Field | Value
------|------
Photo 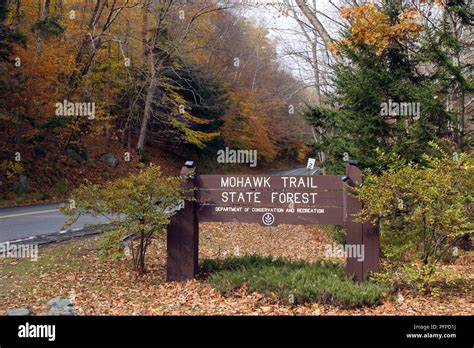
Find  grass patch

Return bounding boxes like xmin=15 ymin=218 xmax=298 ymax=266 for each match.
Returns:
xmin=200 ymin=255 xmax=388 ymax=308
xmin=0 ymin=238 xmax=98 ymax=294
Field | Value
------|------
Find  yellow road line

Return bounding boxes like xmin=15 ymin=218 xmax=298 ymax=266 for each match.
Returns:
xmin=0 ymin=209 xmax=60 ymax=219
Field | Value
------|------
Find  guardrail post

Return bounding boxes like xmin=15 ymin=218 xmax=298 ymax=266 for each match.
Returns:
xmin=343 ymin=161 xmax=380 ymax=282
xmin=167 ymin=161 xmax=199 ymax=282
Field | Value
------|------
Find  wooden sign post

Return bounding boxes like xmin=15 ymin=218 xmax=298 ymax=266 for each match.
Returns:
xmin=166 ymin=163 xmax=199 ymax=282
xmin=167 ymin=161 xmax=379 ymax=283
xmin=343 ymin=162 xmax=380 ymax=282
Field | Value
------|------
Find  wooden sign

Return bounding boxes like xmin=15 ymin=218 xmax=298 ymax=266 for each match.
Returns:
xmin=166 ymin=163 xmax=380 ymax=283
xmin=197 ymin=175 xmax=344 ymax=226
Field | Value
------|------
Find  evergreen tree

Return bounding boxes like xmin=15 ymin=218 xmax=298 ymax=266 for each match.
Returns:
xmin=304 ymin=1 xmax=472 ymax=174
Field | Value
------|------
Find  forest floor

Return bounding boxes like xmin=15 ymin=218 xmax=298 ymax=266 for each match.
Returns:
xmin=1 ymin=223 xmax=472 ymax=315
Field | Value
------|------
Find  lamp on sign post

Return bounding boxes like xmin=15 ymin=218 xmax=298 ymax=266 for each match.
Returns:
xmin=348 ymin=159 xmax=358 ymax=166
xmin=341 ymin=175 xmax=355 ymax=187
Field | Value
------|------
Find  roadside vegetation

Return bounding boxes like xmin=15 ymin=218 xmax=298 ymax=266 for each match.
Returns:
xmin=61 ymin=165 xmax=186 ymax=274
xmin=355 ymin=146 xmax=473 ymax=295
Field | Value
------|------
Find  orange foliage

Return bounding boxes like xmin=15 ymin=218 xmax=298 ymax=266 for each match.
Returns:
xmin=332 ymin=4 xmax=424 ymax=55
xmin=1 ymin=0 xmax=306 ymax=195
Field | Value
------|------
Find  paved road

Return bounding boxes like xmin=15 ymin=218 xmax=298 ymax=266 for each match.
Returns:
xmin=268 ymin=166 xmax=321 ymax=176
xmin=0 ymin=167 xmax=320 ymax=243
xmin=0 ymin=203 xmax=109 ymax=243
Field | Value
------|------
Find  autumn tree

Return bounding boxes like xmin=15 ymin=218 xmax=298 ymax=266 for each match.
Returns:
xmin=192 ymin=10 xmax=306 ymax=164
xmin=0 ymin=0 xmax=309 ymax=202
xmin=304 ymin=0 xmax=470 ymax=173
xmin=0 ymin=0 xmax=26 ymax=193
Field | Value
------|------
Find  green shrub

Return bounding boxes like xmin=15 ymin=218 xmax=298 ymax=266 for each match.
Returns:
xmin=354 ymin=144 xmax=473 ymax=294
xmin=200 ymin=254 xmax=296 ymax=274
xmin=201 ymin=255 xmax=387 ymax=308
xmin=54 ymin=179 xmax=68 ymax=195
xmin=62 ymin=164 xmax=187 ymax=274
xmin=65 ymin=145 xmax=90 ymax=164
xmin=139 ymin=151 xmax=153 ymax=163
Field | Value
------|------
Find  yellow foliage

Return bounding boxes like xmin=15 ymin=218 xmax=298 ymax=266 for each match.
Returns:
xmin=1 ymin=160 xmax=24 ymax=179
xmin=333 ymin=4 xmax=424 ymax=55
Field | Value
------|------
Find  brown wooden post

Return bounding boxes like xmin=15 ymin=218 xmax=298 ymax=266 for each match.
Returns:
xmin=343 ymin=161 xmax=380 ymax=282
xmin=167 ymin=161 xmax=199 ymax=282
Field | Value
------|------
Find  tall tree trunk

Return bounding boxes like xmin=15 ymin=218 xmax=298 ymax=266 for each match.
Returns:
xmin=310 ymin=0 xmax=326 ymax=165
xmin=136 ymin=28 xmax=169 ymax=157
xmin=58 ymin=0 xmax=63 ymax=17
xmin=136 ymin=52 xmax=158 ymax=157
xmin=141 ymin=0 xmax=149 ymax=74
xmin=64 ymin=0 xmax=127 ymax=151
xmin=290 ymin=0 xmax=327 ymax=164
xmin=105 ymin=40 xmax=112 ymax=149
xmin=68 ymin=0 xmax=105 ymax=90
xmin=35 ymin=0 xmax=49 ymax=56
xmin=12 ymin=0 xmax=20 ymax=28
xmin=294 ymin=0 xmax=341 ymax=63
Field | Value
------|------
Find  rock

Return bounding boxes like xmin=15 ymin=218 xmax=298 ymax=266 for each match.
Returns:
xmin=459 ymin=233 xmax=472 ymax=251
xmin=46 ymin=298 xmax=77 ymax=316
xmin=6 ymin=307 xmax=30 ymax=316
xmin=65 ymin=146 xmax=90 ymax=163
xmin=66 ymin=148 xmax=82 ymax=163
xmin=13 ymin=175 xmax=29 ymax=194
xmin=396 ymin=292 xmax=405 ymax=305
xmin=99 ymin=153 xmax=118 ymax=168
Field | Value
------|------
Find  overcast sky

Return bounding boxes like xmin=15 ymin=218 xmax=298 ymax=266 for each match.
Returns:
xmin=230 ymin=0 xmax=343 ymax=84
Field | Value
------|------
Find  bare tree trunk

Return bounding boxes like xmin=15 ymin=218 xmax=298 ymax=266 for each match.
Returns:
xmin=58 ymin=0 xmax=63 ymax=17
xmin=141 ymin=0 xmax=149 ymax=73
xmin=63 ymin=0 xmax=128 ymax=151
xmin=35 ymin=0 xmax=49 ymax=56
xmin=310 ymin=0 xmax=326 ymax=165
xmin=12 ymin=0 xmax=21 ymax=28
xmin=289 ymin=0 xmax=327 ymax=164
xmin=311 ymin=40 xmax=327 ymax=165
xmin=136 ymin=44 xmax=158 ymax=157
xmin=68 ymin=0 xmax=105 ymax=90
xmin=136 ymin=18 xmax=170 ymax=156
xmin=105 ymin=40 xmax=112 ymax=149
xmin=311 ymin=43 xmax=321 ymax=106
xmin=294 ymin=0 xmax=341 ymax=63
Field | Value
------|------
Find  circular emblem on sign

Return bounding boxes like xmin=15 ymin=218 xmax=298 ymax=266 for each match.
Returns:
xmin=262 ymin=213 xmax=275 ymax=226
